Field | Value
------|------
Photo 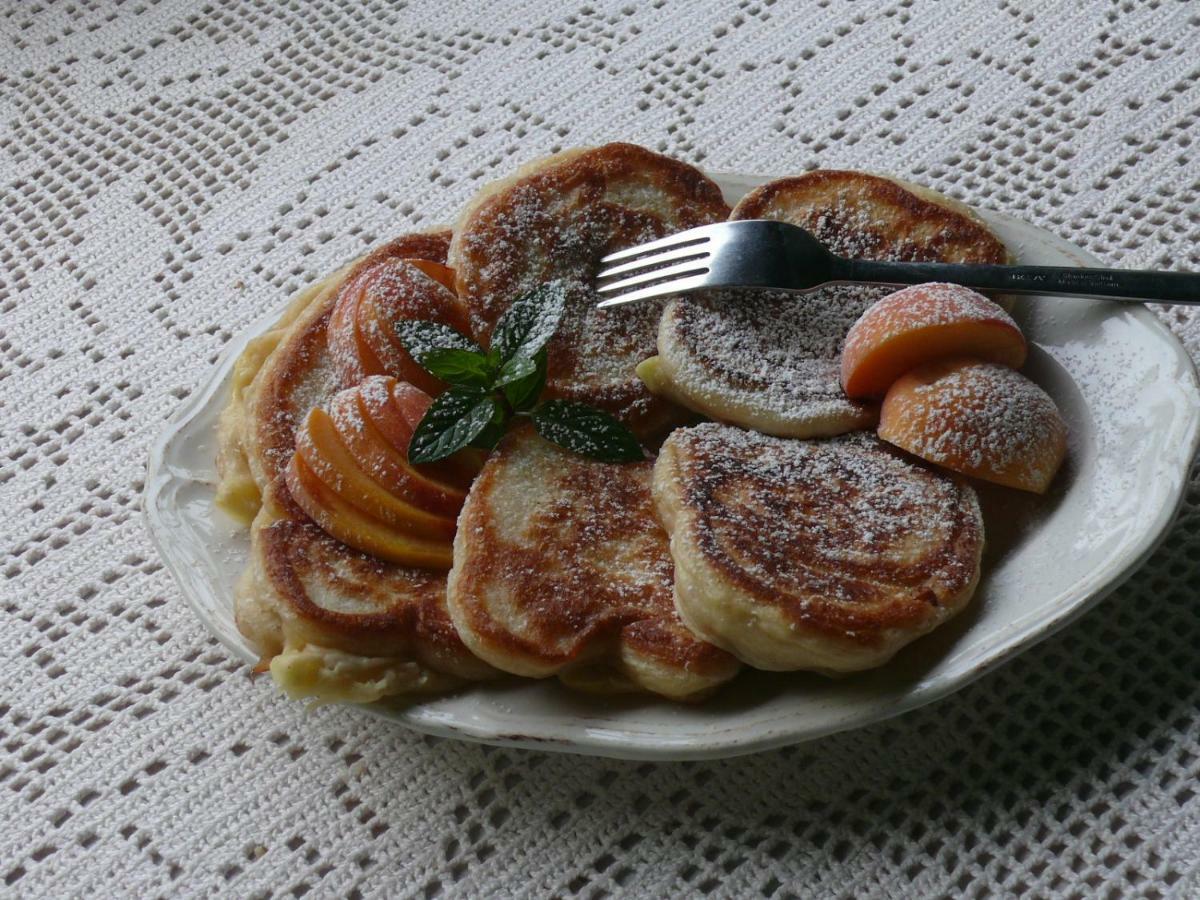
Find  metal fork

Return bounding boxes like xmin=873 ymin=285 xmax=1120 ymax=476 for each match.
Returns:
xmin=594 ymin=220 xmax=1200 ymax=308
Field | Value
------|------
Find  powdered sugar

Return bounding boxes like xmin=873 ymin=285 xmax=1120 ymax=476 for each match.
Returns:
xmin=450 ymin=145 xmax=730 ymax=433
xmin=451 ymin=427 xmax=738 ymax=689
xmin=665 ymin=285 xmax=877 ymax=419
xmin=666 ymin=423 xmax=981 ymax=609
xmin=882 ymin=361 xmax=1066 ymax=478
xmin=847 ymin=282 xmax=1017 ymax=345
xmin=661 ymin=175 xmax=1008 ymax=431
xmin=469 ymin=192 xmax=667 ymax=393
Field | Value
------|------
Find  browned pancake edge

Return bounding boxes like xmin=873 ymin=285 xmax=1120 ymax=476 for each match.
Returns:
xmin=662 ymin=425 xmax=984 ymax=654
xmin=447 ymin=426 xmax=739 ymax=693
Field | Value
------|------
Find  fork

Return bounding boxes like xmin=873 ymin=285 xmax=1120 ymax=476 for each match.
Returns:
xmin=594 ymin=220 xmax=1200 ymax=308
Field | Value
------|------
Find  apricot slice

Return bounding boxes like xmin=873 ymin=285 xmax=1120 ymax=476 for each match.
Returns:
xmin=328 ymin=257 xmax=469 ymax=389
xmin=285 ymin=454 xmax=453 ymax=569
xmin=358 ymin=378 xmax=482 ymax=488
xmin=408 ymin=259 xmax=458 ymax=295
xmin=878 ymin=358 xmax=1067 ymax=494
xmin=358 ymin=283 xmax=441 ymax=395
xmin=328 ymin=389 xmax=467 ymax=517
xmin=351 ymin=290 xmax=390 ymax=377
xmin=841 ymin=283 xmax=1026 ymax=399
xmin=327 ymin=280 xmax=369 ymax=386
xmin=358 ymin=259 xmax=471 ymax=393
xmin=296 ymin=407 xmax=458 ymax=541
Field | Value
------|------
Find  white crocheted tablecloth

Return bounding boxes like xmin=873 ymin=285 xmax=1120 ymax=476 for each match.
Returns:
xmin=3 ymin=2 xmax=1199 ymax=896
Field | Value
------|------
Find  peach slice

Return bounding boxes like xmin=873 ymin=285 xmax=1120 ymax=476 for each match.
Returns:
xmin=328 ymin=258 xmax=469 ymax=389
xmin=878 ymin=357 xmax=1067 ymax=494
xmin=408 ymin=259 xmax=458 ymax=295
xmin=327 ymin=280 xmax=370 ymax=386
xmin=328 ymin=389 xmax=467 ymax=518
xmin=841 ymin=283 xmax=1027 ymax=400
xmin=351 ymin=290 xmax=390 ymax=377
xmin=357 ymin=259 xmax=472 ymax=394
xmin=358 ymin=282 xmax=441 ymax=395
xmin=285 ymin=454 xmax=453 ymax=569
xmin=296 ymin=407 xmax=458 ymax=541
xmin=358 ymin=377 xmax=481 ymax=489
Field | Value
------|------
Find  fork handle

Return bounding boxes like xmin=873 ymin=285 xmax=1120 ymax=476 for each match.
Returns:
xmin=839 ymin=258 xmax=1200 ymax=305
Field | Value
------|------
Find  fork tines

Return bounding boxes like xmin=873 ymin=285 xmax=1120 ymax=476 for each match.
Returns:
xmin=594 ymin=224 xmax=721 ymax=308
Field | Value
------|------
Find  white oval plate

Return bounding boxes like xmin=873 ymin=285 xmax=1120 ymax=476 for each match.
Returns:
xmin=145 ymin=172 xmax=1200 ymax=760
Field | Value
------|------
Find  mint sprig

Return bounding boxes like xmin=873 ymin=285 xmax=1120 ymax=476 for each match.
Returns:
xmin=395 ymin=280 xmax=643 ymax=465
xmin=408 ymin=390 xmax=498 ymax=464
xmin=419 ymin=348 xmax=494 ymax=389
xmin=500 ymin=347 xmax=547 ymax=413
xmin=490 ymin=282 xmax=569 ymax=362
xmin=531 ymin=400 xmax=645 ymax=462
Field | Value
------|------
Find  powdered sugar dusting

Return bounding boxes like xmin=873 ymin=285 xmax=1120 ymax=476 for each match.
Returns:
xmin=668 ymin=423 xmax=981 ymax=616
xmin=460 ymin=185 xmax=675 ymax=417
xmin=848 ymin=283 xmax=1017 ymax=346
xmin=663 ymin=178 xmax=1007 ymax=430
xmin=453 ymin=428 xmax=738 ymax=683
xmin=353 ymin=375 xmax=394 ymax=425
xmin=667 ymin=285 xmax=875 ymax=419
xmin=260 ymin=348 xmax=339 ymax=482
xmin=451 ymin=146 xmax=729 ymax=433
xmin=884 ymin=361 xmax=1065 ymax=478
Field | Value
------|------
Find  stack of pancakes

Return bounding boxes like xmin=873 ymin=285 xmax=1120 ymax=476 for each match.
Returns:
xmin=217 ymin=142 xmax=1005 ymax=704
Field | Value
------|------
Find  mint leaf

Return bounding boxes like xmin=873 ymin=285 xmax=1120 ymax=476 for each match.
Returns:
xmin=502 ymin=349 xmax=547 ymax=412
xmin=531 ymin=400 xmax=643 ymax=463
xmin=418 ymin=348 xmax=494 ymax=389
xmin=469 ymin=399 xmax=510 ymax=450
xmin=469 ymin=420 xmax=507 ymax=451
xmin=408 ymin=389 xmax=497 ymax=465
xmin=493 ymin=353 xmax=536 ymax=389
xmin=490 ymin=281 xmax=568 ymax=363
xmin=394 ymin=320 xmax=481 ymax=358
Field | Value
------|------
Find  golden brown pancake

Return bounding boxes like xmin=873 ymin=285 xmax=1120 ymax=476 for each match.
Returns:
xmin=216 ymin=230 xmax=497 ymax=702
xmin=447 ymin=425 xmax=740 ymax=701
xmin=641 ymin=170 xmax=1010 ymax=438
xmin=654 ymin=423 xmax=984 ymax=673
xmin=237 ymin=488 xmax=494 ymax=702
xmin=448 ymin=143 xmax=730 ymax=439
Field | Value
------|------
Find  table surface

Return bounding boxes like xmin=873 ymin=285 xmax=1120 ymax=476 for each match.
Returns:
xmin=3 ymin=2 xmax=1199 ymax=897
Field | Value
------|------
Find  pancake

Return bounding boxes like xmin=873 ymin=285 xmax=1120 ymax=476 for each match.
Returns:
xmin=216 ymin=231 xmax=460 ymax=520
xmin=215 ymin=230 xmax=497 ymax=702
xmin=446 ymin=425 xmax=740 ymax=701
xmin=653 ymin=423 xmax=984 ymax=673
xmin=641 ymin=170 xmax=1011 ymax=438
xmin=237 ymin=488 xmax=494 ymax=703
xmin=448 ymin=143 xmax=730 ymax=439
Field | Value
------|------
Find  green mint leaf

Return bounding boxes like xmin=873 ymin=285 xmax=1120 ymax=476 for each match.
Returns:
xmin=418 ymin=348 xmax=494 ymax=389
xmin=469 ymin=400 xmax=511 ymax=450
xmin=490 ymin=281 xmax=569 ymax=363
xmin=493 ymin=353 xmax=536 ymax=389
xmin=469 ymin=420 xmax=508 ymax=451
xmin=530 ymin=399 xmax=644 ymax=463
xmin=394 ymin=319 xmax=481 ymax=359
xmin=408 ymin=389 xmax=497 ymax=465
xmin=502 ymin=348 xmax=547 ymax=412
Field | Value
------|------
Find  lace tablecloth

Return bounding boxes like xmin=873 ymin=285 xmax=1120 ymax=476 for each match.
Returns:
xmin=3 ymin=2 xmax=1199 ymax=896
